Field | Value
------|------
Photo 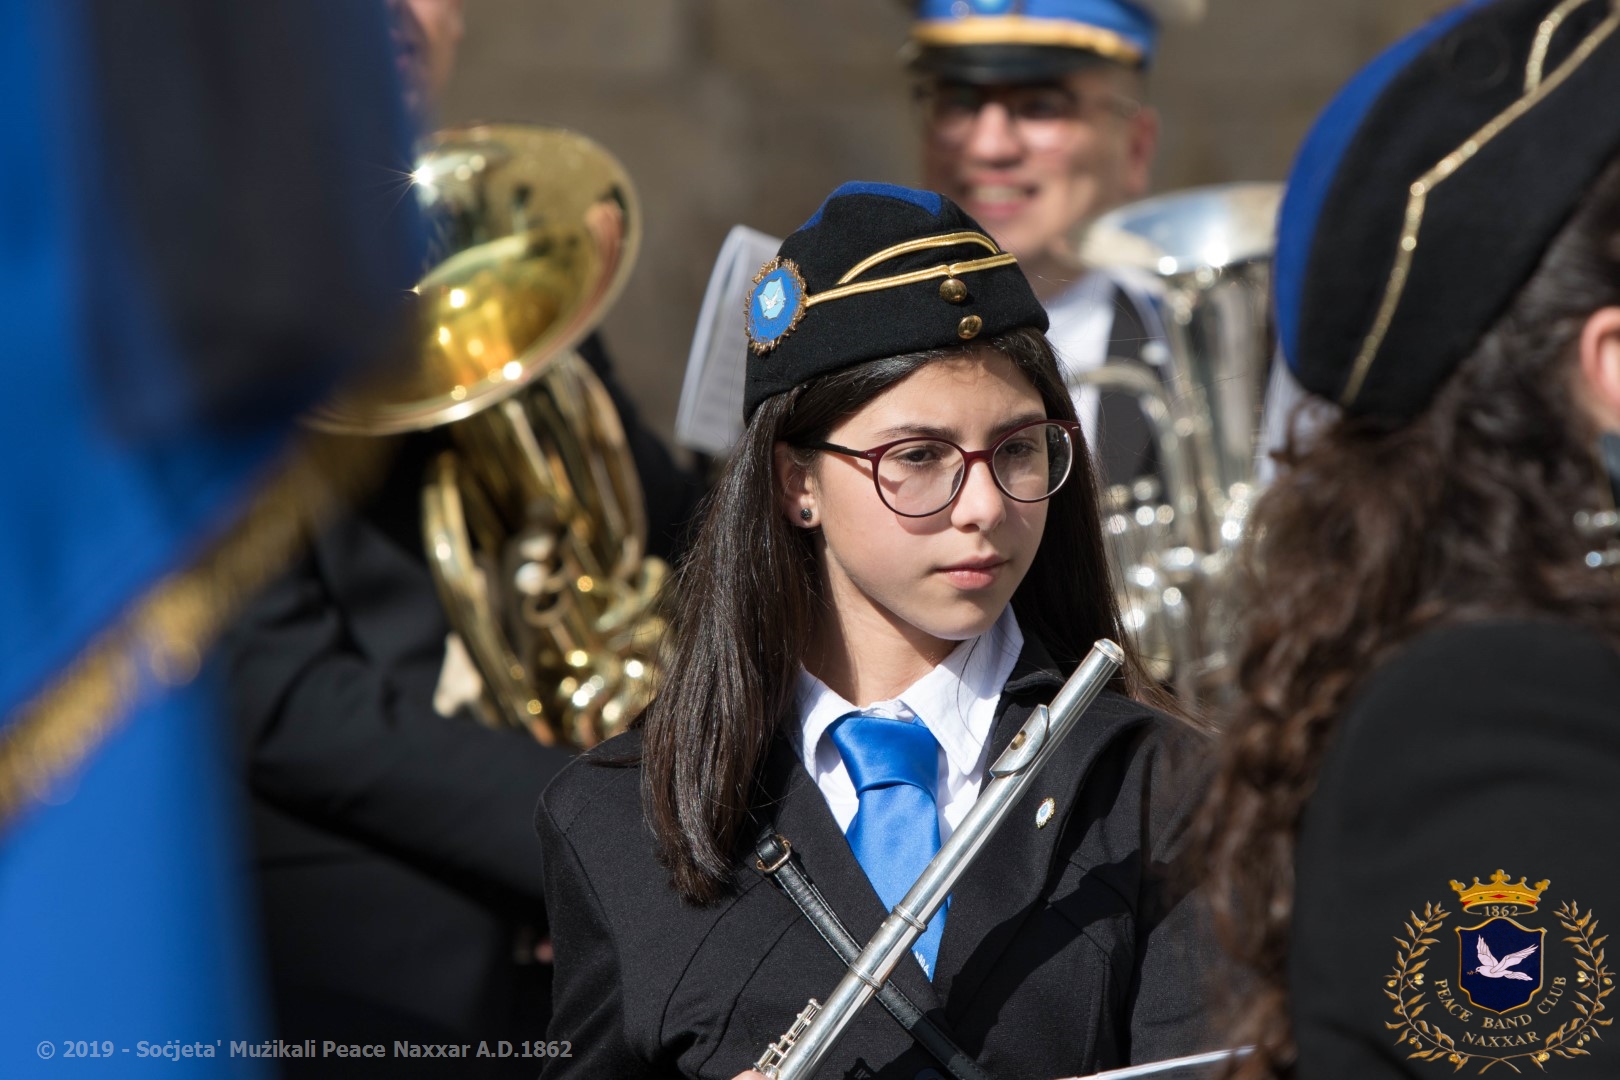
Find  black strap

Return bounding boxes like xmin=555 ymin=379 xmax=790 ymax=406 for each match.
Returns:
xmin=753 ymin=833 xmax=995 ymax=1080
xmin=1096 ymin=284 xmax=1164 ymax=486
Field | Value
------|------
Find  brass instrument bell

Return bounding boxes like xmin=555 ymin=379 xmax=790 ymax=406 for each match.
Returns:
xmin=307 ymin=125 xmax=664 ymax=747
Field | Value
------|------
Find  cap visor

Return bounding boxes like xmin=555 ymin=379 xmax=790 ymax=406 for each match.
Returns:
xmin=910 ymin=43 xmax=1131 ymax=83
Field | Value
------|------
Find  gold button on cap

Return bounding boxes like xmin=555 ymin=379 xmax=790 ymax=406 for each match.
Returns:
xmin=939 ymin=277 xmax=968 ymax=304
xmin=957 ymin=314 xmax=983 ymax=340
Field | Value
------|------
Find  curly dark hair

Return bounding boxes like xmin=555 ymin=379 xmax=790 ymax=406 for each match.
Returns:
xmin=1198 ymin=157 xmax=1620 ymax=1078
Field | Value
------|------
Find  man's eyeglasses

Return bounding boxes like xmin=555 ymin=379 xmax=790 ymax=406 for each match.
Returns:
xmin=915 ymin=81 xmax=1141 ymax=148
xmin=802 ymin=419 xmax=1082 ymax=518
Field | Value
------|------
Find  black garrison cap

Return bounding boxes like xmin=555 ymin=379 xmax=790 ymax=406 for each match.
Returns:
xmin=1273 ymin=0 xmax=1620 ymax=423
xmin=742 ymin=182 xmax=1048 ymax=421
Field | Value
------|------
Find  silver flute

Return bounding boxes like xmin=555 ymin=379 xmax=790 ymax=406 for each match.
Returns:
xmin=756 ymin=638 xmax=1126 ymax=1080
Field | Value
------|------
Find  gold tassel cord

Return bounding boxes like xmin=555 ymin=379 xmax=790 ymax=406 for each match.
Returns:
xmin=0 ymin=433 xmax=393 ymax=835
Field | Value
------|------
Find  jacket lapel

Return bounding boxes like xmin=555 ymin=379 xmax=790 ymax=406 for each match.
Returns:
xmin=758 ymin=738 xmax=945 ymax=1014
xmin=931 ymin=642 xmax=1145 ymax=1013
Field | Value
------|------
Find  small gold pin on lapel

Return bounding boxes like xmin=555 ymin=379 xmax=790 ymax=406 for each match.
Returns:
xmin=1035 ymin=797 xmax=1056 ymax=829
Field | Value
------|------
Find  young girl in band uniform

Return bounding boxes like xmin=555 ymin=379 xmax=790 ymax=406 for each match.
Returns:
xmin=537 ymin=183 xmax=1216 ymax=1079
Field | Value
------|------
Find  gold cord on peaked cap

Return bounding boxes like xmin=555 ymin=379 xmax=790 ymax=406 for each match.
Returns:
xmin=802 ymin=231 xmax=1019 ymax=310
xmin=1339 ymin=0 xmax=1620 ymax=408
xmin=911 ymin=16 xmax=1144 ymax=65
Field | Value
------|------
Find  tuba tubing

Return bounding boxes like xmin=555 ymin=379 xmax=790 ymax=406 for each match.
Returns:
xmin=1068 ymin=362 xmax=1206 ymax=555
xmin=1073 ymin=182 xmax=1282 ymax=703
xmin=303 ymin=125 xmax=664 ymax=748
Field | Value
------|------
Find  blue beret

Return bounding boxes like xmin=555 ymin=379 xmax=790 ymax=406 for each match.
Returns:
xmin=911 ymin=0 xmax=1198 ymax=77
xmin=1275 ymin=0 xmax=1620 ymax=421
xmin=742 ymin=182 xmax=1048 ymax=420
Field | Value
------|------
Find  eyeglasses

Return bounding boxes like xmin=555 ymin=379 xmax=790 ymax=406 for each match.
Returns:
xmin=803 ymin=419 xmax=1082 ymax=518
xmin=915 ymin=81 xmax=1141 ymax=149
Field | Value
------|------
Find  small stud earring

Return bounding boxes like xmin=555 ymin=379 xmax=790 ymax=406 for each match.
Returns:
xmin=799 ymin=507 xmax=813 ymax=522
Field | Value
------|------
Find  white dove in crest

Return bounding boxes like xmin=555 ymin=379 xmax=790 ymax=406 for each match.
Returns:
xmin=759 ymin=280 xmax=787 ymax=320
xmin=1469 ymin=936 xmax=1538 ymax=980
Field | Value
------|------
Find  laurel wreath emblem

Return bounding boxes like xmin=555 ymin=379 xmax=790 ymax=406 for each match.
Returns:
xmin=1386 ymin=901 xmax=1613 ymax=1072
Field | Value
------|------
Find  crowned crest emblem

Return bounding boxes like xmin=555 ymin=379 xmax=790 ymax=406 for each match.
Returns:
xmin=1386 ymin=870 xmax=1611 ymax=1073
xmin=1452 ymin=873 xmax=1550 ymax=1015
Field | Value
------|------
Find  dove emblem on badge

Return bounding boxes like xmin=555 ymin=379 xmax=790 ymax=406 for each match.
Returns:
xmin=1469 ymin=936 xmax=1538 ymax=980
xmin=759 ymin=279 xmax=787 ymax=319
xmin=1383 ymin=870 xmax=1613 ymax=1068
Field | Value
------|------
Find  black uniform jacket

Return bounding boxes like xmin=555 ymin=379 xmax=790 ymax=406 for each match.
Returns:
xmin=225 ymin=336 xmax=702 ymax=1067
xmin=536 ymin=638 xmax=1217 ymax=1079
xmin=227 ymin=431 xmax=566 ymax=1059
xmin=1291 ymin=619 xmax=1620 ymax=1079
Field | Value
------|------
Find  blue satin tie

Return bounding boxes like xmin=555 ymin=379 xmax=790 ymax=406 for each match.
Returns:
xmin=829 ymin=712 xmax=947 ymax=979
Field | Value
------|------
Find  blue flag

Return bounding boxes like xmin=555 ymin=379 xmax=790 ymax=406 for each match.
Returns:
xmin=0 ymin=0 xmax=423 ymax=1074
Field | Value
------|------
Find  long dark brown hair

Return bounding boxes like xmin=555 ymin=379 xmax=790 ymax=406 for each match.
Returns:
xmin=639 ymin=326 xmax=1157 ymax=904
xmin=1199 ymin=158 xmax=1620 ymax=1077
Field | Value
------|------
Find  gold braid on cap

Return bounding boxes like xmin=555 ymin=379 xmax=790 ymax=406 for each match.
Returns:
xmin=803 ymin=231 xmax=1018 ymax=310
xmin=911 ymin=16 xmax=1145 ymax=65
xmin=1339 ymin=0 xmax=1620 ymax=407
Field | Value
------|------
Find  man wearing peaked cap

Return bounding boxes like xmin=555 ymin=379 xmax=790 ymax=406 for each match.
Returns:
xmin=909 ymin=0 xmax=1204 ymax=484
xmin=1198 ymin=2 xmax=1620 ymax=1078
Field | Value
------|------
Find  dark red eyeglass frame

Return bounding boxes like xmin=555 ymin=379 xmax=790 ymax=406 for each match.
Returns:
xmin=801 ymin=418 xmax=1083 ymax=518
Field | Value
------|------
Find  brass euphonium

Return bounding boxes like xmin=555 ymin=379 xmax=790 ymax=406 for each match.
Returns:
xmin=1076 ymin=183 xmax=1282 ymax=704
xmin=307 ymin=124 xmax=664 ymax=748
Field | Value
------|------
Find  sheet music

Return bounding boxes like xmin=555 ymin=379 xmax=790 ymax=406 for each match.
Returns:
xmin=1056 ymin=1046 xmax=1252 ymax=1080
xmin=675 ymin=224 xmax=782 ymax=455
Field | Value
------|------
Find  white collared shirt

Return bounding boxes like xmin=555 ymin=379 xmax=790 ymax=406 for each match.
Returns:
xmin=793 ymin=606 xmax=1024 ymax=842
xmin=1045 ymin=269 xmax=1116 ymax=442
xmin=1044 ymin=265 xmax=1170 ymax=449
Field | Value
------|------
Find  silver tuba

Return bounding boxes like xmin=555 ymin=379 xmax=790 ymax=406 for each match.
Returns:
xmin=1075 ymin=182 xmax=1282 ymax=704
xmin=307 ymin=125 xmax=664 ymax=748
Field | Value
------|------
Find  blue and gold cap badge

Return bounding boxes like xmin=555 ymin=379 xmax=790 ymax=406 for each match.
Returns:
xmin=1385 ymin=870 xmax=1611 ymax=1072
xmin=746 ymin=258 xmax=809 ymax=356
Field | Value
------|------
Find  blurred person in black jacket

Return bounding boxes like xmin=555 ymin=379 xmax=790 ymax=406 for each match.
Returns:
xmin=225 ymin=0 xmax=704 ymax=1072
